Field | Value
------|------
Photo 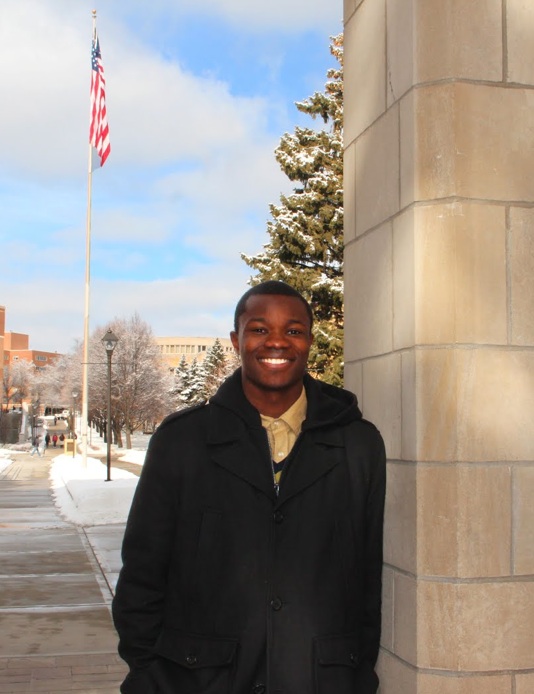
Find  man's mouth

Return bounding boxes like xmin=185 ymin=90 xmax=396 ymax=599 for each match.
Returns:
xmin=259 ymin=358 xmax=290 ymax=365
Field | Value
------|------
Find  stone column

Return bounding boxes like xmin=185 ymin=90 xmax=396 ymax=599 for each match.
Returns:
xmin=343 ymin=1 xmax=534 ymax=691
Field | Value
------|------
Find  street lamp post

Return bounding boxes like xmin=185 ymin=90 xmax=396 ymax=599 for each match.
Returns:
xmin=71 ymin=390 xmax=78 ymax=458
xmin=101 ymin=330 xmax=119 ymax=482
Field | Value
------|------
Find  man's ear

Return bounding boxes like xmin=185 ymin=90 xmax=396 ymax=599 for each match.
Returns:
xmin=230 ymin=331 xmax=240 ymax=353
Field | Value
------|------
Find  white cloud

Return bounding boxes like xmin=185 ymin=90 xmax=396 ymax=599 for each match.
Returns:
xmin=0 ymin=1 xmax=279 ymax=179
xmin=0 ymin=0 xmax=334 ymax=357
xmin=0 ymin=262 xmax=252 ymax=354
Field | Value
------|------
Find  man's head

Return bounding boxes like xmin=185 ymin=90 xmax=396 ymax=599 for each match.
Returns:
xmin=233 ymin=281 xmax=313 ymax=333
xmin=231 ymin=281 xmax=314 ymax=416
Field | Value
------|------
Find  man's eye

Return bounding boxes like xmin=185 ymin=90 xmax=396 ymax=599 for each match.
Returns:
xmin=288 ymin=329 xmax=303 ymax=336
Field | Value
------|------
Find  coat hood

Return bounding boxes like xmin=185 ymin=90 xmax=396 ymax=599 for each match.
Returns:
xmin=210 ymin=368 xmax=362 ymax=433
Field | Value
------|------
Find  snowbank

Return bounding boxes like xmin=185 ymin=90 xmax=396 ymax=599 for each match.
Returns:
xmin=50 ymin=455 xmax=139 ymax=527
xmin=0 ymin=448 xmax=18 ymax=474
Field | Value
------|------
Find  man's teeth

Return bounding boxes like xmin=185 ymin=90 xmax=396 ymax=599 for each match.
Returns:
xmin=261 ymin=358 xmax=288 ymax=364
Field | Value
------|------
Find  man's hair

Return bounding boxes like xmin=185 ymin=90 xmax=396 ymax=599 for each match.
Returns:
xmin=233 ymin=280 xmax=313 ymax=332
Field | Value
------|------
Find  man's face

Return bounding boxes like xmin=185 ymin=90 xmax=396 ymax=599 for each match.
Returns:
xmin=231 ymin=294 xmax=313 ymax=399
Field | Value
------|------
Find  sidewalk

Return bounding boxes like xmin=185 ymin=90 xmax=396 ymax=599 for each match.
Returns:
xmin=0 ymin=451 xmax=131 ymax=693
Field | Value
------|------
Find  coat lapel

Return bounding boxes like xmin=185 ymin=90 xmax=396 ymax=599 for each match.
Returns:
xmin=207 ymin=404 xmax=276 ymax=501
xmin=277 ymin=427 xmax=345 ymax=506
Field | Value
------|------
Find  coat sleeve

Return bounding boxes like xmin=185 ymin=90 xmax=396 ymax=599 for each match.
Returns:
xmin=361 ymin=427 xmax=386 ymax=667
xmin=112 ymin=428 xmax=178 ymax=685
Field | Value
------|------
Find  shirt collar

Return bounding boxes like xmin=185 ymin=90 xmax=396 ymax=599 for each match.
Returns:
xmin=260 ymin=387 xmax=308 ymax=435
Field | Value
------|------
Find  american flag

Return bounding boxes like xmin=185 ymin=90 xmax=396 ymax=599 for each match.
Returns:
xmin=90 ymin=31 xmax=110 ymax=168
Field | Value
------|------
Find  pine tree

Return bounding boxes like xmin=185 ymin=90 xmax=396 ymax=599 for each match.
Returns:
xmin=201 ymin=339 xmax=230 ymax=399
xmin=178 ymin=358 xmax=205 ymax=407
xmin=242 ymin=34 xmax=344 ymax=386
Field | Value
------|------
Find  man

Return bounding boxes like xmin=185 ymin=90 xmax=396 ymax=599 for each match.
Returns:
xmin=113 ymin=281 xmax=386 ymax=694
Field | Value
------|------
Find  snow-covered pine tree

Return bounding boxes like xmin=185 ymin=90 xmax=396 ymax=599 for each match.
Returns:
xmin=242 ymin=34 xmax=344 ymax=386
xmin=201 ymin=338 xmax=229 ymax=400
xmin=178 ymin=358 xmax=206 ymax=407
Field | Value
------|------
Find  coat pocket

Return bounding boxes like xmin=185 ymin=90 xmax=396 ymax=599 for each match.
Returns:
xmin=153 ymin=629 xmax=238 ymax=694
xmin=314 ymin=633 xmax=378 ymax=694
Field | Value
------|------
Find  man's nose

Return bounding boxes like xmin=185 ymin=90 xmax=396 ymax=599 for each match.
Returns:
xmin=264 ymin=330 xmax=289 ymax=347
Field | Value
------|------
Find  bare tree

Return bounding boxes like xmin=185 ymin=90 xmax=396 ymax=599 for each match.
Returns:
xmin=90 ymin=314 xmax=171 ymax=449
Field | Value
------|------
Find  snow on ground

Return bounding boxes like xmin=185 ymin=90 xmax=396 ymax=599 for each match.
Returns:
xmin=0 ymin=447 xmax=21 ymax=474
xmin=50 ymin=430 xmax=152 ymax=526
xmin=50 ymin=454 xmax=139 ymax=527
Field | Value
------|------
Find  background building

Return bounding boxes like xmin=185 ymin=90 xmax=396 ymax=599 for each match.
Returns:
xmin=155 ymin=336 xmax=234 ymax=370
xmin=3 ymin=332 xmax=60 ymax=371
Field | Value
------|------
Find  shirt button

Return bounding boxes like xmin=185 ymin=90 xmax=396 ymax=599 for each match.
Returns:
xmin=252 ymin=685 xmax=266 ymax=694
xmin=185 ymin=653 xmax=198 ymax=666
xmin=274 ymin=511 xmax=284 ymax=524
xmin=270 ymin=597 xmax=283 ymax=611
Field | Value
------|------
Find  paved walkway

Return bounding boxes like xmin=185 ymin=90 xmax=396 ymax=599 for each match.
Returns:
xmin=0 ymin=451 xmax=135 ymax=693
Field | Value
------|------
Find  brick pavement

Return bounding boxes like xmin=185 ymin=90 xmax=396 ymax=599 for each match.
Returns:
xmin=0 ymin=452 xmax=130 ymax=693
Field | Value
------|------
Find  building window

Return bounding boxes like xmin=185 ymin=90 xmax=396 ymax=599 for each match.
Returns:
xmin=36 ymin=356 xmax=47 ymax=362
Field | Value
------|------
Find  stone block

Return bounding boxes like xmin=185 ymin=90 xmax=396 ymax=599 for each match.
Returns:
xmin=410 ymin=348 xmax=458 ymax=462
xmin=417 ymin=580 xmax=534 ymax=670
xmin=381 ymin=565 xmax=394 ymax=652
xmin=415 ymin=0 xmax=502 ymax=84
xmin=402 ymin=348 xmax=534 ymax=463
xmin=384 ymin=463 xmax=416 ymax=574
xmin=509 ymin=207 xmax=534 ymax=345
xmin=344 ymin=0 xmax=386 ymax=144
xmin=403 ymin=83 xmax=534 ymax=204
xmin=456 ymin=349 xmax=534 ymax=462
xmin=393 ymin=203 xmax=507 ymax=348
xmin=343 ymin=142 xmax=356 ymax=244
xmin=457 ymin=581 xmax=534 ymax=670
xmin=516 ymin=672 xmax=534 ymax=694
xmin=456 ymin=465 xmax=512 ymax=578
xmin=362 ymin=353 xmax=401 ymax=459
xmin=507 ymin=0 xmax=534 ymax=85
xmin=514 ymin=466 xmax=534 ymax=575
xmin=392 ymin=206 xmax=415 ymax=352
xmin=417 ymin=672 xmax=511 ymax=693
xmin=416 ymin=465 xmax=459 ymax=577
xmin=393 ymin=572 xmax=418 ymax=665
xmin=344 ymin=222 xmax=393 ymax=361
xmin=355 ymin=104 xmax=400 ymax=236
xmin=386 ymin=0 xmax=415 ymax=106
xmin=376 ymin=650 xmax=416 ymax=694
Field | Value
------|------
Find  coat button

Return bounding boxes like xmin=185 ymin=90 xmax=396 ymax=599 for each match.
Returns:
xmin=273 ymin=511 xmax=284 ymax=524
xmin=270 ymin=597 xmax=283 ymax=611
xmin=252 ymin=685 xmax=266 ymax=694
xmin=185 ymin=653 xmax=198 ymax=666
xmin=349 ymin=652 xmax=358 ymax=664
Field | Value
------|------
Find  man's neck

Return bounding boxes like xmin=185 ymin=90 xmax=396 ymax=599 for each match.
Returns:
xmin=243 ymin=382 xmax=304 ymax=418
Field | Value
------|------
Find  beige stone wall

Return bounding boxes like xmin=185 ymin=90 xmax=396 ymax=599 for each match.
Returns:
xmin=344 ymin=0 xmax=534 ymax=690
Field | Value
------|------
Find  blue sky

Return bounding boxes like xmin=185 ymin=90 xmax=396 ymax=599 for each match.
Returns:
xmin=0 ymin=0 xmax=341 ymax=353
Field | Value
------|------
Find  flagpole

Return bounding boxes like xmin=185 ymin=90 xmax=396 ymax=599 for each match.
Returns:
xmin=81 ymin=9 xmax=97 ymax=467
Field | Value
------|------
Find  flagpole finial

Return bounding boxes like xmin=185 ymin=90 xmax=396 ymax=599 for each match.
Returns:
xmin=92 ymin=9 xmax=97 ymax=18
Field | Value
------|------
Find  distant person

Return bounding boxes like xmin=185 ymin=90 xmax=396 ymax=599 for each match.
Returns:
xmin=45 ymin=433 xmax=51 ymax=448
xmin=30 ymin=436 xmax=41 ymax=457
xmin=113 ymin=281 xmax=386 ymax=694
xmin=52 ymin=434 xmax=58 ymax=448
xmin=59 ymin=433 xmax=65 ymax=446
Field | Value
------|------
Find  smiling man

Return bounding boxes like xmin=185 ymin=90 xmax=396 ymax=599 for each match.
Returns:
xmin=113 ymin=281 xmax=386 ymax=694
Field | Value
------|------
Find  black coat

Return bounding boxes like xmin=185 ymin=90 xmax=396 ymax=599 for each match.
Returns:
xmin=112 ymin=370 xmax=386 ymax=694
